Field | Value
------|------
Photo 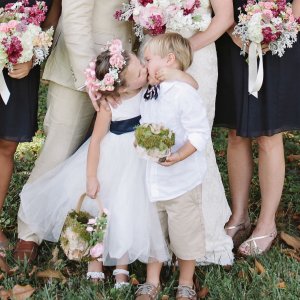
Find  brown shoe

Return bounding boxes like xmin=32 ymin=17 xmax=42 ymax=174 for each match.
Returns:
xmin=176 ymin=285 xmax=197 ymax=300
xmin=14 ymin=240 xmax=38 ymax=263
xmin=135 ymin=283 xmax=161 ymax=300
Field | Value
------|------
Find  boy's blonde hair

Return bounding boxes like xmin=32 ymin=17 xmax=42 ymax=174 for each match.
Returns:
xmin=144 ymin=32 xmax=193 ymax=71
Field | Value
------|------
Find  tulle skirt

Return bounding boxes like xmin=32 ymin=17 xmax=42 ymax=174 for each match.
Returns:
xmin=19 ymin=132 xmax=169 ymax=265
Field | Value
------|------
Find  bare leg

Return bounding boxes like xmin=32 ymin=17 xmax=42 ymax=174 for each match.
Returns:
xmin=145 ymin=261 xmax=163 ymax=286
xmin=87 ymin=260 xmax=104 ymax=282
xmin=226 ymin=130 xmax=253 ymax=236
xmin=178 ymin=259 xmax=195 ymax=287
xmin=114 ymin=264 xmax=129 ymax=283
xmin=238 ymin=133 xmax=284 ymax=254
xmin=0 ymin=139 xmax=18 ymax=244
xmin=251 ymin=134 xmax=284 ymax=245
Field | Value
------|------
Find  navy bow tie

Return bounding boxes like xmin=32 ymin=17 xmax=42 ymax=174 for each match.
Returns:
xmin=144 ymin=84 xmax=160 ymax=101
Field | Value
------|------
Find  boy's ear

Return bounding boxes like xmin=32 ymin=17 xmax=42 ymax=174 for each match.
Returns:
xmin=166 ymin=52 xmax=176 ymax=65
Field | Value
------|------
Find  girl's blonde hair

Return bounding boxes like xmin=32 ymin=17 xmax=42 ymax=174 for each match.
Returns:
xmin=144 ymin=32 xmax=193 ymax=71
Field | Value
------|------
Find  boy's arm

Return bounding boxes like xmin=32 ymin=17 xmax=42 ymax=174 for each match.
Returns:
xmin=160 ymin=141 xmax=196 ymax=166
xmin=155 ymin=67 xmax=199 ymax=89
xmin=86 ymin=105 xmax=111 ymax=198
xmin=160 ymin=88 xmax=210 ymax=167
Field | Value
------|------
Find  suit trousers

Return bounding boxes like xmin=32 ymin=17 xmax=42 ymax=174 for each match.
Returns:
xmin=18 ymin=82 xmax=95 ymax=244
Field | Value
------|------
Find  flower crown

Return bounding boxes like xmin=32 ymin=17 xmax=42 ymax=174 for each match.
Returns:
xmin=85 ymin=39 xmax=126 ymax=96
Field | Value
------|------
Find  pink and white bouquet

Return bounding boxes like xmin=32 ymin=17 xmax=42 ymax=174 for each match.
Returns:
xmin=234 ymin=0 xmax=300 ymax=97
xmin=114 ymin=0 xmax=212 ymax=41
xmin=0 ymin=0 xmax=54 ymax=104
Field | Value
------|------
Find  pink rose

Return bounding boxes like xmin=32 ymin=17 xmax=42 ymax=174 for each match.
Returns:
xmin=88 ymin=218 xmax=96 ymax=225
xmin=109 ymin=39 xmax=123 ymax=55
xmin=103 ymin=73 xmax=115 ymax=86
xmin=86 ymin=226 xmax=94 ymax=232
xmin=0 ymin=23 xmax=9 ymax=33
xmin=89 ymin=243 xmax=104 ymax=258
xmin=184 ymin=0 xmax=196 ymax=10
xmin=109 ymin=54 xmax=125 ymax=69
xmin=7 ymin=20 xmax=19 ymax=29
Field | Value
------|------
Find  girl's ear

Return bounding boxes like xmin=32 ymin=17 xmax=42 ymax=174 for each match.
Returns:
xmin=166 ymin=52 xmax=176 ymax=65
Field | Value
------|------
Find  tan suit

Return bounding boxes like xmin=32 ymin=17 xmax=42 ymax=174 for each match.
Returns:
xmin=18 ymin=0 xmax=133 ymax=243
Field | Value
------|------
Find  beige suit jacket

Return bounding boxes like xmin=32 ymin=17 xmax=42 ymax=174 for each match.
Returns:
xmin=43 ymin=0 xmax=133 ymax=90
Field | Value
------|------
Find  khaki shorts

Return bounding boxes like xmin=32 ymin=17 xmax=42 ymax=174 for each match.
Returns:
xmin=156 ymin=185 xmax=205 ymax=260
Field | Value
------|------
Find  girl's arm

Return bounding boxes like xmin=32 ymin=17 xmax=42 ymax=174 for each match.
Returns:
xmin=293 ymin=0 xmax=300 ymax=18
xmin=86 ymin=105 xmax=111 ymax=198
xmin=189 ymin=0 xmax=234 ymax=51
xmin=155 ymin=68 xmax=199 ymax=89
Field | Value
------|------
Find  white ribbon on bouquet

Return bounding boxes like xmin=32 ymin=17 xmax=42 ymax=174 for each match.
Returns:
xmin=248 ymin=42 xmax=264 ymax=98
xmin=0 ymin=65 xmax=10 ymax=104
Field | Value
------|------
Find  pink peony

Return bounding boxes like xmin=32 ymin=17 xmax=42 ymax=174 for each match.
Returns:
xmin=89 ymin=243 xmax=104 ymax=258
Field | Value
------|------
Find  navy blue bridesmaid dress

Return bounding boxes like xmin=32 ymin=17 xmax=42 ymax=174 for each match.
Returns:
xmin=214 ymin=0 xmax=300 ymax=137
xmin=0 ymin=0 xmax=52 ymax=142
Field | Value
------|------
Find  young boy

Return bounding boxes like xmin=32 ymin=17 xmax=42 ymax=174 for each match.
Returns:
xmin=136 ymin=33 xmax=210 ymax=300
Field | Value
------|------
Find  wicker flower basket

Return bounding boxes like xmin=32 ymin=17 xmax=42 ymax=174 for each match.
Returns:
xmin=60 ymin=193 xmax=104 ymax=261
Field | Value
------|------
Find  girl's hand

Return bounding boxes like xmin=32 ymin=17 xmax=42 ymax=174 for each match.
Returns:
xmin=86 ymin=177 xmax=100 ymax=199
xmin=159 ymin=152 xmax=182 ymax=167
xmin=8 ymin=60 xmax=33 ymax=79
xmin=100 ymin=94 xmax=121 ymax=110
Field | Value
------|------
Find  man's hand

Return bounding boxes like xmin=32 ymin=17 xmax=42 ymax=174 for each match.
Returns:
xmin=8 ymin=60 xmax=33 ymax=79
xmin=159 ymin=152 xmax=181 ymax=167
xmin=86 ymin=176 xmax=100 ymax=199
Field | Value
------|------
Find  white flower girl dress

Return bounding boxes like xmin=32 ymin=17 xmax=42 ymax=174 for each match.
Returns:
xmin=18 ymin=90 xmax=169 ymax=266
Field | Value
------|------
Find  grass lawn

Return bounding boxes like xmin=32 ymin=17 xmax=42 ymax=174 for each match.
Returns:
xmin=1 ymin=83 xmax=299 ymax=299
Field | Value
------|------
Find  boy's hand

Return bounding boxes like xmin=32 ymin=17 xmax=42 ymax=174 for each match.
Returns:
xmin=8 ymin=60 xmax=33 ymax=79
xmin=86 ymin=177 xmax=100 ymax=199
xmin=159 ymin=152 xmax=181 ymax=167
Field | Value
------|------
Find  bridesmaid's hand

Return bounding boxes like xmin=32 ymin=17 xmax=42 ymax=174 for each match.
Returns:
xmin=86 ymin=176 xmax=100 ymax=199
xmin=8 ymin=60 xmax=33 ymax=79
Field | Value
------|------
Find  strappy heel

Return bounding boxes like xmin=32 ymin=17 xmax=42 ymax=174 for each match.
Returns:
xmin=225 ymin=219 xmax=252 ymax=248
xmin=238 ymin=230 xmax=277 ymax=256
xmin=113 ymin=269 xmax=130 ymax=289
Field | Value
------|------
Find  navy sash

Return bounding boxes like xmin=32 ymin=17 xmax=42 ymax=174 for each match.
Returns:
xmin=110 ymin=115 xmax=141 ymax=135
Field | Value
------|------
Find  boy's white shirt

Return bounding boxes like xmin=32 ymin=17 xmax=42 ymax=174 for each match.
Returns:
xmin=140 ymin=81 xmax=210 ymax=202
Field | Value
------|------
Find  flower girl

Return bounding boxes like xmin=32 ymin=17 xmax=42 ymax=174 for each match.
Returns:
xmin=18 ymin=39 xmax=195 ymax=286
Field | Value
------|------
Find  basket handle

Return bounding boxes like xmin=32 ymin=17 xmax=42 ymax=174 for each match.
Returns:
xmin=75 ymin=193 xmax=105 ymax=217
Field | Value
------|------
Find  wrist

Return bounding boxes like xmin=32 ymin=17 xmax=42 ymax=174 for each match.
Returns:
xmin=177 ymin=151 xmax=182 ymax=162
